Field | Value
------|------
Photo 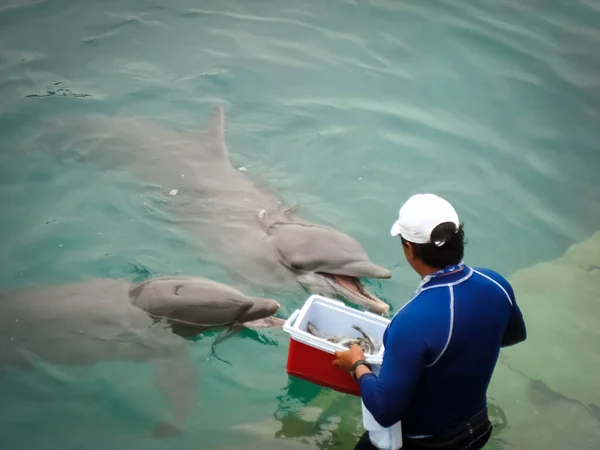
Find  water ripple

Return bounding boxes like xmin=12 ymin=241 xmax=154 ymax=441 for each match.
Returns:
xmin=207 ymin=29 xmax=321 ymax=71
xmin=82 ymin=10 xmax=167 ymax=44
xmin=0 ymin=0 xmax=46 ymax=15
xmin=282 ymin=97 xmax=515 ymax=157
xmin=180 ymin=7 xmax=369 ymax=47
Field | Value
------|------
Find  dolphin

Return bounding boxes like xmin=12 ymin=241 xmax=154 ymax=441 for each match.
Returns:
xmin=0 ymin=275 xmax=281 ymax=438
xmin=44 ymin=106 xmax=392 ymax=314
xmin=128 ymin=275 xmax=282 ymax=336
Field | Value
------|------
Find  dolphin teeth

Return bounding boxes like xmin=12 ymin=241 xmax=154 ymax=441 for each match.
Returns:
xmin=329 ymin=274 xmax=380 ymax=303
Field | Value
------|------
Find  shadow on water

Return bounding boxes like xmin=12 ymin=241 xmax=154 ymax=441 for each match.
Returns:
xmin=486 ymin=401 xmax=511 ymax=449
xmin=271 ymin=376 xmax=363 ymax=449
xmin=245 ymin=376 xmax=513 ymax=450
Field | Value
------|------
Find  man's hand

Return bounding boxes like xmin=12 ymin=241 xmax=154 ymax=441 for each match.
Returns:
xmin=333 ymin=344 xmax=366 ymax=372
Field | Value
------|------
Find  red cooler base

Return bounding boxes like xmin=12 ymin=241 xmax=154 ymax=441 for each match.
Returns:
xmin=285 ymin=337 xmax=361 ymax=396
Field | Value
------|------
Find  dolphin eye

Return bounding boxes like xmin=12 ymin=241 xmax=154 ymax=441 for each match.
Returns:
xmin=174 ymin=284 xmax=183 ymax=295
xmin=289 ymin=262 xmax=304 ymax=271
xmin=284 ymin=257 xmax=325 ymax=272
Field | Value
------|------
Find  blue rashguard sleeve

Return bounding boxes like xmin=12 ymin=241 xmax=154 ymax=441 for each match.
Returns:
xmin=500 ymin=282 xmax=527 ymax=347
xmin=474 ymin=267 xmax=527 ymax=347
xmin=358 ymin=316 xmax=427 ymax=428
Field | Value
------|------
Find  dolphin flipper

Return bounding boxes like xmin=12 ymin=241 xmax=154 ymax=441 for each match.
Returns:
xmin=153 ymin=351 xmax=199 ymax=438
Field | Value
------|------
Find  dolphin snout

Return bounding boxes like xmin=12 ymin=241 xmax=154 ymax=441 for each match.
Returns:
xmin=265 ymin=298 xmax=281 ymax=313
xmin=372 ymin=265 xmax=392 ymax=279
xmin=332 ymin=261 xmax=392 ymax=279
xmin=248 ymin=297 xmax=281 ymax=315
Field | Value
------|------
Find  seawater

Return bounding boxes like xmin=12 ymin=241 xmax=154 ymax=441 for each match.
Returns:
xmin=0 ymin=0 xmax=599 ymax=449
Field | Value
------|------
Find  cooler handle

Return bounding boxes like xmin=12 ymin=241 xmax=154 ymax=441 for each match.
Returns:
xmin=282 ymin=309 xmax=300 ymax=335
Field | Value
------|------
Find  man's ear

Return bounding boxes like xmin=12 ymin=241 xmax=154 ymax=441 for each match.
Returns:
xmin=407 ymin=242 xmax=419 ymax=261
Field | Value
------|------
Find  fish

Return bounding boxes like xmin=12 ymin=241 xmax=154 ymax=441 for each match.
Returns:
xmin=351 ymin=324 xmax=379 ymax=354
xmin=305 ymin=321 xmax=381 ymax=355
xmin=307 ymin=322 xmax=328 ymax=339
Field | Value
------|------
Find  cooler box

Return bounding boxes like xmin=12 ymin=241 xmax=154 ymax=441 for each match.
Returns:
xmin=282 ymin=295 xmax=390 ymax=396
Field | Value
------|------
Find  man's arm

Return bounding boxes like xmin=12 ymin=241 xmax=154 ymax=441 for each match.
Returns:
xmin=501 ymin=296 xmax=527 ymax=347
xmin=357 ymin=318 xmax=427 ymax=428
xmin=474 ymin=267 xmax=527 ymax=348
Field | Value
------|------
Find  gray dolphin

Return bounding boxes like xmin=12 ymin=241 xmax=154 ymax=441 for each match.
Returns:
xmin=128 ymin=275 xmax=281 ymax=336
xmin=0 ymin=275 xmax=281 ymax=438
xmin=44 ymin=106 xmax=392 ymax=314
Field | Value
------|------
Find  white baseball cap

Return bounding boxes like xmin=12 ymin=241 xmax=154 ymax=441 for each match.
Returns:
xmin=390 ymin=193 xmax=460 ymax=246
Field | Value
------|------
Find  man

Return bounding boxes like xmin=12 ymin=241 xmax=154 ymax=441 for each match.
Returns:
xmin=333 ymin=193 xmax=527 ymax=450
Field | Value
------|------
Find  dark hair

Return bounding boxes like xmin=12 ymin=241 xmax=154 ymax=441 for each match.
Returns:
xmin=401 ymin=222 xmax=466 ymax=269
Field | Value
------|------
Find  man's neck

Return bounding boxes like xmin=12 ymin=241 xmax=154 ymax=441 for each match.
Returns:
xmin=417 ymin=266 xmax=439 ymax=279
xmin=416 ymin=263 xmax=463 ymax=279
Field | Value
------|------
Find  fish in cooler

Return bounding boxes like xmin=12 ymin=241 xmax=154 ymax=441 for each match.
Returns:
xmin=306 ymin=321 xmax=382 ymax=355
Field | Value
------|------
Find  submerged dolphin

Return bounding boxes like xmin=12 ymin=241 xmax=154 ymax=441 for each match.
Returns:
xmin=0 ymin=275 xmax=281 ymax=437
xmin=45 ymin=106 xmax=392 ymax=313
xmin=129 ymin=275 xmax=282 ymax=336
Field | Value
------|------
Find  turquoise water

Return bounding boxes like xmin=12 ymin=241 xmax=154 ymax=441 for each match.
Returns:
xmin=1 ymin=0 xmax=600 ymax=448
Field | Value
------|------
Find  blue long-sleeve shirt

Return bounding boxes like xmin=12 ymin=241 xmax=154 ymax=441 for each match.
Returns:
xmin=358 ymin=265 xmax=526 ymax=437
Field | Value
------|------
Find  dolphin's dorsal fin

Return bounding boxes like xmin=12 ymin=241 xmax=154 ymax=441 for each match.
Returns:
xmin=198 ymin=105 xmax=230 ymax=163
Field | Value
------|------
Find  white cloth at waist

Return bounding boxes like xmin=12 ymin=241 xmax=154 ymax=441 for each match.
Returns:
xmin=360 ymin=365 xmax=403 ymax=450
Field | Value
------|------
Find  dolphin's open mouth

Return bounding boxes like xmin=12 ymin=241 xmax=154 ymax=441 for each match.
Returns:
xmin=320 ymin=273 xmax=388 ymax=313
xmin=330 ymin=274 xmax=371 ymax=299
